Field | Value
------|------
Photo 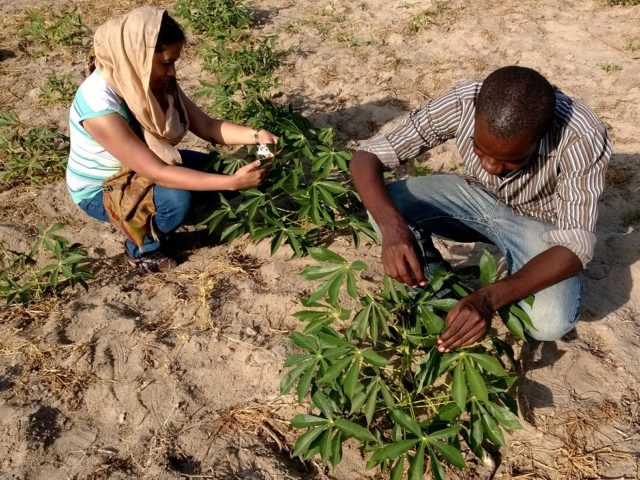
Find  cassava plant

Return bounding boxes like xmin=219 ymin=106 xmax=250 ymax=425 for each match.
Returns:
xmin=0 ymin=111 xmax=70 ymax=187
xmin=281 ymin=248 xmax=533 ymax=479
xmin=0 ymin=223 xmax=92 ymax=305
xmin=200 ymin=122 xmax=375 ymax=256
xmin=20 ymin=8 xmax=90 ymax=51
xmin=174 ymin=0 xmax=375 ymax=255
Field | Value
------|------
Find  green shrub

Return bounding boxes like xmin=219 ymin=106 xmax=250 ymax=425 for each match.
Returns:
xmin=20 ymin=8 xmax=89 ymax=49
xmin=282 ymin=249 xmax=531 ymax=479
xmin=40 ymin=72 xmax=78 ymax=105
xmin=0 ymin=224 xmax=92 ymax=305
xmin=0 ymin=111 xmax=69 ymax=187
xmin=175 ymin=0 xmax=374 ymax=255
xmin=173 ymin=0 xmax=251 ymax=39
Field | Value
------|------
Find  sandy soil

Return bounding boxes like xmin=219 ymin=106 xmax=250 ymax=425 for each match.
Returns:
xmin=1 ymin=0 xmax=640 ymax=479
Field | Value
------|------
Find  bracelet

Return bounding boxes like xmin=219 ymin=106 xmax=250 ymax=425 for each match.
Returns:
xmin=253 ymin=128 xmax=261 ymax=144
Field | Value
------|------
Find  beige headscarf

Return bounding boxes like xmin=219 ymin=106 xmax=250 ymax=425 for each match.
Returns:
xmin=93 ymin=6 xmax=189 ymax=165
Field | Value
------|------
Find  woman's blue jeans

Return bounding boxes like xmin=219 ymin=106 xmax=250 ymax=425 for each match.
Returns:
xmin=384 ymin=174 xmax=581 ymax=341
xmin=77 ymin=150 xmax=211 ymax=259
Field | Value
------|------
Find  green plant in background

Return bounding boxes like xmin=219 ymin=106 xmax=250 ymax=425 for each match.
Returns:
xmin=599 ymin=62 xmax=622 ymax=73
xmin=20 ymin=8 xmax=90 ymax=49
xmin=175 ymin=0 xmax=375 ymax=255
xmin=623 ymin=35 xmax=640 ymax=52
xmin=0 ymin=111 xmax=69 ymax=187
xmin=173 ymin=0 xmax=251 ymax=39
xmin=408 ymin=11 xmax=438 ymax=33
xmin=39 ymin=72 xmax=78 ymax=105
xmin=282 ymin=248 xmax=531 ymax=479
xmin=606 ymin=0 xmax=640 ymax=5
xmin=0 ymin=224 xmax=92 ymax=305
xmin=408 ymin=1 xmax=449 ymax=33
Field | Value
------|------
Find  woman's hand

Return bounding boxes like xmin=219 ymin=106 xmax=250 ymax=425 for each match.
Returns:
xmin=256 ymin=129 xmax=279 ymax=145
xmin=231 ymin=159 xmax=272 ymax=190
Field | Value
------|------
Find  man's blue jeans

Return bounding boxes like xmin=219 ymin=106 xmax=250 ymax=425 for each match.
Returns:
xmin=385 ymin=174 xmax=581 ymax=341
xmin=77 ymin=150 xmax=212 ymax=259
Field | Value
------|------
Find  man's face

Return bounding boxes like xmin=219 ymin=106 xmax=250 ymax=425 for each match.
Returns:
xmin=149 ymin=42 xmax=183 ymax=92
xmin=472 ymin=115 xmax=538 ymax=176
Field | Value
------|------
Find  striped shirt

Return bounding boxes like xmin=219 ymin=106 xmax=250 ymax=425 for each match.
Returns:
xmin=66 ymin=70 xmax=138 ymax=204
xmin=359 ymin=80 xmax=612 ymax=267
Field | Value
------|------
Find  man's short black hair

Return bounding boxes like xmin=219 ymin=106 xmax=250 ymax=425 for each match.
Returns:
xmin=476 ymin=66 xmax=555 ymax=141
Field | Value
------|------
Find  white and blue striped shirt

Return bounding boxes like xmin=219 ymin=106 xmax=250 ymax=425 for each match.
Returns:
xmin=66 ymin=70 xmax=137 ymax=203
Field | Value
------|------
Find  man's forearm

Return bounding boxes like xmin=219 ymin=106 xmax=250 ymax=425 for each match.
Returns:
xmin=350 ymin=150 xmax=406 ymax=233
xmin=484 ymin=245 xmax=583 ymax=311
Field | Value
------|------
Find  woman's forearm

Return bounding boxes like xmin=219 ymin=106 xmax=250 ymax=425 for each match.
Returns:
xmin=151 ymin=163 xmax=238 ymax=191
xmin=209 ymin=120 xmax=259 ymax=145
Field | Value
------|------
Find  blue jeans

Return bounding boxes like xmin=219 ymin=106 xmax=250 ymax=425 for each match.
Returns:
xmin=385 ymin=174 xmax=581 ymax=341
xmin=77 ymin=150 xmax=212 ymax=259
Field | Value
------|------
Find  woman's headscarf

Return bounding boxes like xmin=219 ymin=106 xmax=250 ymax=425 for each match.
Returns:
xmin=93 ymin=6 xmax=189 ymax=165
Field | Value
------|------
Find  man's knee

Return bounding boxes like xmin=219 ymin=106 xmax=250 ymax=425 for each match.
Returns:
xmin=524 ymin=300 xmax=577 ymax=340
xmin=526 ymin=319 xmax=573 ymax=341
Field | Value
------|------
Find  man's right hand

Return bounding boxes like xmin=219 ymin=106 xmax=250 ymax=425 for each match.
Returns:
xmin=380 ymin=220 xmax=426 ymax=288
xmin=231 ymin=160 xmax=272 ymax=190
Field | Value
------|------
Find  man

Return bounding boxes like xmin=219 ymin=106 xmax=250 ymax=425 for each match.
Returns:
xmin=350 ymin=66 xmax=612 ymax=353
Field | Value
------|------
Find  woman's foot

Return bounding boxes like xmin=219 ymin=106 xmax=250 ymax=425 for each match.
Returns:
xmin=124 ymin=249 xmax=178 ymax=273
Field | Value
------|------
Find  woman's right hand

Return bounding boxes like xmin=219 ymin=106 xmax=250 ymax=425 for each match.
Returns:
xmin=231 ymin=159 xmax=272 ymax=190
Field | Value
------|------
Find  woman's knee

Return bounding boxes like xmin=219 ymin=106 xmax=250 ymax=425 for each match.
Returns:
xmin=153 ymin=187 xmax=193 ymax=231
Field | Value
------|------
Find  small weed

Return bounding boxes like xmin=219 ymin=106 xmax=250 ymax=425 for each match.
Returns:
xmin=623 ymin=36 xmax=640 ymax=52
xmin=284 ymin=22 xmax=300 ymax=34
xmin=622 ymin=209 xmax=640 ymax=226
xmin=408 ymin=1 xmax=448 ymax=33
xmin=599 ymin=62 xmax=622 ymax=73
xmin=325 ymin=11 xmax=347 ymax=23
xmin=409 ymin=11 xmax=438 ymax=32
xmin=605 ymin=0 xmax=640 ymax=5
xmin=39 ymin=72 xmax=77 ymax=105
xmin=0 ymin=111 xmax=69 ymax=187
xmin=336 ymin=33 xmax=374 ymax=48
xmin=0 ymin=223 xmax=92 ymax=306
xmin=20 ymin=8 xmax=89 ymax=50
xmin=411 ymin=159 xmax=434 ymax=176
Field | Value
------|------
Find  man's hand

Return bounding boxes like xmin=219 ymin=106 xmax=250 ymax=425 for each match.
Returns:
xmin=437 ymin=289 xmax=494 ymax=352
xmin=380 ymin=221 xmax=426 ymax=288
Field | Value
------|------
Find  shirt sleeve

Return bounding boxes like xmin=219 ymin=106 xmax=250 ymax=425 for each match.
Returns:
xmin=542 ymin=126 xmax=612 ymax=267
xmin=358 ymin=85 xmax=464 ymax=168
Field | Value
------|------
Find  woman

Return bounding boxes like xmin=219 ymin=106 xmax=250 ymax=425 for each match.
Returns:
xmin=66 ymin=7 xmax=278 ymax=272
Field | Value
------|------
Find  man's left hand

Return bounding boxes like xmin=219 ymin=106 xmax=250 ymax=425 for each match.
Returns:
xmin=437 ymin=289 xmax=494 ymax=352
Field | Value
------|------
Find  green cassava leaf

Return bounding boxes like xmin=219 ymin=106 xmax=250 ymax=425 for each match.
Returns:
xmin=452 ymin=360 xmax=468 ymax=410
xmin=464 ymin=357 xmax=489 ymax=402
xmin=467 ymin=353 xmax=507 ymax=377
xmin=408 ymin=442 xmax=425 ymax=480
xmin=429 ymin=441 xmax=466 ymax=469
xmin=290 ymin=414 xmax=330 ymax=428
xmin=367 ymin=439 xmax=419 ymax=468
xmin=292 ymin=426 xmax=328 ymax=457
xmin=479 ymin=250 xmax=498 ymax=286
xmin=333 ymin=419 xmax=377 ymax=442
xmin=391 ymin=410 xmax=422 ymax=438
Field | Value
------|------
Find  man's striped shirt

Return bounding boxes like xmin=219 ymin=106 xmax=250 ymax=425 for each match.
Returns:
xmin=359 ymin=80 xmax=612 ymax=267
xmin=66 ymin=70 xmax=137 ymax=204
